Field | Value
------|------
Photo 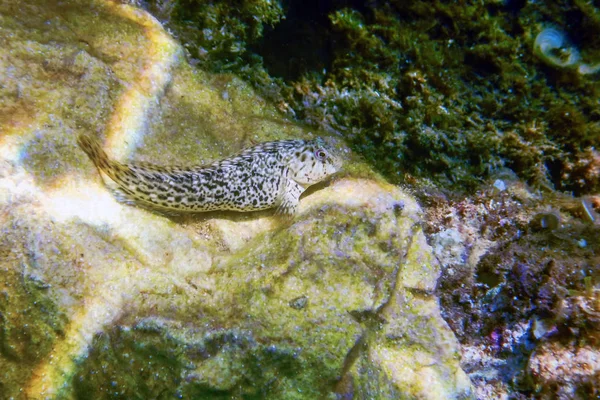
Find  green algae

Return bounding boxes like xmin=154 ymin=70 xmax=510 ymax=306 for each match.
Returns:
xmin=72 ymin=323 xmax=184 ymax=399
xmin=72 ymin=321 xmax=325 ymax=399
xmin=311 ymin=1 xmax=600 ymax=193
xmin=150 ymin=0 xmax=284 ymax=72
xmin=0 ymin=228 xmax=67 ymax=398
xmin=149 ymin=0 xmax=600 ymax=194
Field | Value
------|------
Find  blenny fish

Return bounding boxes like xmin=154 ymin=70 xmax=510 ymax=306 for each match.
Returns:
xmin=77 ymin=135 xmax=341 ymax=215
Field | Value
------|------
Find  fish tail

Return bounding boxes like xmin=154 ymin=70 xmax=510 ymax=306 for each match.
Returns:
xmin=78 ymin=134 xmax=148 ymax=207
xmin=77 ymin=134 xmax=120 ymax=177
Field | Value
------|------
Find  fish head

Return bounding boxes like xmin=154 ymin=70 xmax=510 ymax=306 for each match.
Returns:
xmin=287 ymin=137 xmax=342 ymax=187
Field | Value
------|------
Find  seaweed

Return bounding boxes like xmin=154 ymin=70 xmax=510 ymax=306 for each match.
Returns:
xmin=148 ymin=0 xmax=600 ymax=194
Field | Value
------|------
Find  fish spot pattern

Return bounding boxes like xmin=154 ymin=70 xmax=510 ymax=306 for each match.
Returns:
xmin=77 ymin=135 xmax=342 ymax=216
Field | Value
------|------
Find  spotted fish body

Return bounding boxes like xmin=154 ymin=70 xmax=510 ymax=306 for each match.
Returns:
xmin=77 ymin=135 xmax=341 ymax=215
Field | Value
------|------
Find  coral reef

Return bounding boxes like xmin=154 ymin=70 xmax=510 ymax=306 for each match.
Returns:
xmin=418 ymin=176 xmax=600 ymax=398
xmin=529 ymin=342 xmax=600 ymax=398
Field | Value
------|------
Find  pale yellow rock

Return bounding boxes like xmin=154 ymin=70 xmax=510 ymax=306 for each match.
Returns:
xmin=0 ymin=0 xmax=473 ymax=398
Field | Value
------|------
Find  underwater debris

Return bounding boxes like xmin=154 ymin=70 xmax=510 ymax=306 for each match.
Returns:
xmin=534 ymin=28 xmax=600 ymax=75
xmin=580 ymin=198 xmax=598 ymax=223
xmin=534 ymin=28 xmax=580 ymax=68
xmin=530 ymin=210 xmax=561 ymax=231
xmin=493 ymin=179 xmax=507 ymax=192
xmin=577 ymin=62 xmax=600 ymax=75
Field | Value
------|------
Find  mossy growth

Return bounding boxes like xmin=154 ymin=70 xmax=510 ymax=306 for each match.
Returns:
xmin=145 ymin=0 xmax=600 ymax=195
xmin=149 ymin=0 xmax=284 ymax=72
xmin=71 ymin=317 xmax=336 ymax=399
xmin=0 ymin=242 xmax=67 ymax=398
xmin=72 ymin=322 xmax=184 ymax=399
xmin=289 ymin=0 xmax=600 ymax=194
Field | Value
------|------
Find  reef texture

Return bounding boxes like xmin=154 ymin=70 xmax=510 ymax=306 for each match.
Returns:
xmin=0 ymin=0 xmax=472 ymax=399
xmin=419 ymin=177 xmax=600 ymax=399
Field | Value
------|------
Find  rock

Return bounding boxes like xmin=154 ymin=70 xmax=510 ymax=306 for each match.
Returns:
xmin=529 ymin=342 xmax=600 ymax=398
xmin=0 ymin=0 xmax=473 ymax=398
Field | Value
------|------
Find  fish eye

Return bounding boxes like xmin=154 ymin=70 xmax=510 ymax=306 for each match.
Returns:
xmin=315 ymin=149 xmax=327 ymax=161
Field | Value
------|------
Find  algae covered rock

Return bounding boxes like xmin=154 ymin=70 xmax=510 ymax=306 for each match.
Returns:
xmin=0 ymin=0 xmax=472 ymax=398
